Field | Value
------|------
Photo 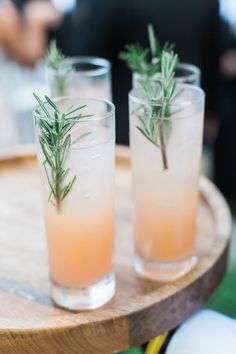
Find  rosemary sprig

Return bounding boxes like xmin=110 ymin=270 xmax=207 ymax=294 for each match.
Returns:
xmin=119 ymin=24 xmax=174 ymax=78
xmin=120 ymin=24 xmax=180 ymax=170
xmin=34 ymin=93 xmax=92 ymax=212
xmin=119 ymin=44 xmax=151 ymax=76
xmin=135 ymin=51 xmax=179 ymax=169
xmin=46 ymin=40 xmax=72 ymax=96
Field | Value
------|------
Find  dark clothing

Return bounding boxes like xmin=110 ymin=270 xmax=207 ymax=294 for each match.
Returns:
xmin=213 ymin=24 xmax=236 ymax=202
xmin=214 ymin=78 xmax=236 ymax=200
xmin=51 ymin=0 xmax=221 ymax=144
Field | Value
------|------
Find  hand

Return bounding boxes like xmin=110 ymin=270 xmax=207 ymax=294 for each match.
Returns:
xmin=204 ymin=112 xmax=219 ymax=145
xmin=24 ymin=0 xmax=62 ymax=28
xmin=220 ymin=50 xmax=236 ymax=79
xmin=0 ymin=1 xmax=61 ymax=65
xmin=0 ymin=1 xmax=19 ymax=42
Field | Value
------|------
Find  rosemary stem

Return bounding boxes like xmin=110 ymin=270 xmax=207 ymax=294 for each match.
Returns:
xmin=55 ymin=74 xmax=66 ymax=96
xmin=158 ymin=121 xmax=168 ymax=170
xmin=152 ymin=106 xmax=169 ymax=171
xmin=55 ymin=150 xmax=61 ymax=213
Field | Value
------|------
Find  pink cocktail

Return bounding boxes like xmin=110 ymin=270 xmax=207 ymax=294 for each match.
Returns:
xmin=129 ymin=84 xmax=205 ymax=281
xmin=34 ymin=96 xmax=115 ymax=310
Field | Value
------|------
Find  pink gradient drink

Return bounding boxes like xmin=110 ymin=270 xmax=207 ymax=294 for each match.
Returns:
xmin=34 ymin=97 xmax=115 ymax=310
xmin=129 ymin=84 xmax=205 ymax=281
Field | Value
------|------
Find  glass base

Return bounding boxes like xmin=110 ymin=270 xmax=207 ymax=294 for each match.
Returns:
xmin=135 ymin=254 xmax=197 ymax=282
xmin=51 ymin=272 xmax=115 ymax=311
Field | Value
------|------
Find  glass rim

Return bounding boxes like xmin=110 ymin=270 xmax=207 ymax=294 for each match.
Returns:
xmin=47 ymin=56 xmax=111 ymax=77
xmin=175 ymin=62 xmax=201 ymax=82
xmin=129 ymin=83 xmax=205 ymax=115
xmin=34 ymin=96 xmax=115 ymax=122
xmin=133 ymin=62 xmax=201 ymax=82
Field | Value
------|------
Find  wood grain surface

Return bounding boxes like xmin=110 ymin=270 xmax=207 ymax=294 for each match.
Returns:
xmin=0 ymin=145 xmax=231 ymax=354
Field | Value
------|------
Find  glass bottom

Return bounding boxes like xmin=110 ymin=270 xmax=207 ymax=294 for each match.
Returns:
xmin=51 ymin=272 xmax=115 ymax=311
xmin=135 ymin=254 xmax=197 ymax=282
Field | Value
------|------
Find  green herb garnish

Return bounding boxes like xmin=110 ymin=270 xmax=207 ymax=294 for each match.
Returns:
xmin=34 ymin=94 xmax=92 ymax=212
xmin=46 ymin=40 xmax=72 ymax=96
xmin=137 ymin=51 xmax=179 ymax=170
xmin=120 ymin=24 xmax=180 ymax=170
xmin=119 ymin=24 xmax=174 ymax=78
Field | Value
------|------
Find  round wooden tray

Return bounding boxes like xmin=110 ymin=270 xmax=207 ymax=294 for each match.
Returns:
xmin=0 ymin=145 xmax=231 ymax=354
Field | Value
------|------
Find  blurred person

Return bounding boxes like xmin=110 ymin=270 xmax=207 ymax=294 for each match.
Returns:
xmin=0 ymin=0 xmax=61 ymax=66
xmin=50 ymin=0 xmax=221 ymax=145
xmin=0 ymin=1 xmax=61 ymax=149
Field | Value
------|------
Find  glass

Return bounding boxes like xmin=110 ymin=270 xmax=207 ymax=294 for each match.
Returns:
xmin=34 ymin=97 xmax=116 ymax=310
xmin=129 ymin=84 xmax=205 ymax=281
xmin=133 ymin=62 xmax=201 ymax=89
xmin=175 ymin=63 xmax=201 ymax=86
xmin=46 ymin=57 xmax=112 ymax=100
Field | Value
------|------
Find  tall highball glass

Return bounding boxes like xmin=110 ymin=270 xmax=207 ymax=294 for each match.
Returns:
xmin=129 ymin=84 xmax=205 ymax=281
xmin=46 ymin=57 xmax=112 ymax=100
xmin=34 ymin=97 xmax=115 ymax=310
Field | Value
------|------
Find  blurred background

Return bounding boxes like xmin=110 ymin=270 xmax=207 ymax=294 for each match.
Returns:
xmin=0 ymin=0 xmax=236 ymax=317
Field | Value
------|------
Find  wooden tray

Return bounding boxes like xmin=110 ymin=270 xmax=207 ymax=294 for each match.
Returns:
xmin=0 ymin=145 xmax=231 ymax=354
